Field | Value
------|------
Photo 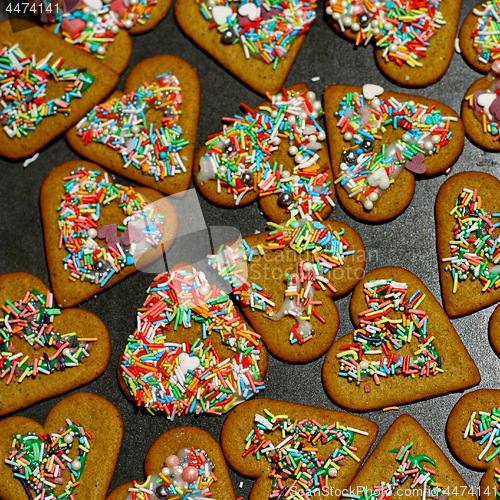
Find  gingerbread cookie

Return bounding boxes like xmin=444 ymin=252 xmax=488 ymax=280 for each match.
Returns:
xmin=194 ymin=83 xmax=334 ymax=223
xmin=210 ymin=216 xmax=366 ymax=363
xmin=41 ymin=160 xmax=178 ymax=308
xmin=462 ymin=64 xmax=500 ymax=151
xmin=459 ymin=1 xmax=500 ymax=74
xmin=221 ymin=397 xmax=378 ymax=500
xmin=446 ymin=389 xmax=500 ymax=500
xmin=118 ymin=265 xmax=268 ymax=417
xmin=490 ymin=304 xmax=500 ymax=356
xmin=325 ymin=0 xmax=461 ymax=87
xmin=324 ymin=84 xmax=465 ymax=222
xmin=175 ymin=0 xmax=316 ymax=95
xmin=66 ymin=55 xmax=200 ymax=196
xmin=106 ymin=426 xmax=236 ymax=500
xmin=346 ymin=414 xmax=476 ymax=500
xmin=322 ymin=267 xmax=480 ymax=412
xmin=435 ymin=171 xmax=500 ymax=318
xmin=0 ymin=272 xmax=111 ymax=417
xmin=0 ymin=20 xmax=118 ymax=161
xmin=0 ymin=392 xmax=124 ymax=500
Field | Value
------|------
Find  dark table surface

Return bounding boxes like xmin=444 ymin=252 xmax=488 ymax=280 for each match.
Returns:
xmin=0 ymin=1 xmax=499 ymax=498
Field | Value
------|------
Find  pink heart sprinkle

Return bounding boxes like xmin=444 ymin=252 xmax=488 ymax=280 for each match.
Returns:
xmin=97 ymin=224 xmax=119 ymax=246
xmin=61 ymin=17 xmax=86 ymax=38
xmin=121 ymin=224 xmax=144 ymax=246
xmin=405 ymin=153 xmax=427 ymax=175
xmin=490 ymin=96 xmax=500 ymax=121
xmin=111 ymin=0 xmax=127 ymax=17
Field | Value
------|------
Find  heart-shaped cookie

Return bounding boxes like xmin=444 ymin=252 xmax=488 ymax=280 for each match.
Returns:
xmin=462 ymin=68 xmax=500 ymax=151
xmin=435 ymin=171 xmax=500 ymax=318
xmin=460 ymin=1 xmax=500 ymax=74
xmin=349 ymin=414 xmax=476 ymax=500
xmin=0 ymin=21 xmax=118 ymax=161
xmin=45 ymin=0 xmax=171 ymax=74
xmin=118 ymin=265 xmax=268 ymax=417
xmin=210 ymin=217 xmax=366 ymax=363
xmin=325 ymin=0 xmax=462 ymax=87
xmin=66 ymin=55 xmax=200 ymax=196
xmin=106 ymin=426 xmax=236 ymax=500
xmin=490 ymin=304 xmax=500 ymax=357
xmin=175 ymin=0 xmax=316 ymax=95
xmin=0 ymin=272 xmax=111 ymax=417
xmin=221 ymin=398 xmax=378 ymax=500
xmin=0 ymin=392 xmax=124 ymax=500
xmin=324 ymin=84 xmax=465 ymax=222
xmin=194 ymin=83 xmax=334 ymax=223
xmin=322 ymin=267 xmax=480 ymax=412
xmin=41 ymin=160 xmax=178 ymax=308
xmin=446 ymin=389 xmax=500 ymax=500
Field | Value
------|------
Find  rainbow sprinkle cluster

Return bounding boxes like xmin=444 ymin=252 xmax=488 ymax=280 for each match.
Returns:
xmin=75 ymin=73 xmax=188 ymax=181
xmin=198 ymin=89 xmax=334 ymax=218
xmin=198 ymin=0 xmax=317 ymax=66
xmin=58 ymin=167 xmax=165 ymax=287
xmin=343 ymin=443 xmax=447 ymax=499
xmin=326 ymin=0 xmax=445 ymax=69
xmin=444 ymin=188 xmax=500 ymax=294
xmin=126 ymin=448 xmax=216 ymax=500
xmin=470 ymin=1 xmax=500 ymax=65
xmin=120 ymin=267 xmax=265 ymax=418
xmin=210 ymin=217 xmax=355 ymax=345
xmin=335 ymin=90 xmax=454 ymax=211
xmin=0 ymin=44 xmax=94 ymax=139
xmin=0 ymin=289 xmax=96 ymax=385
xmin=5 ymin=420 xmax=91 ymax=500
xmin=337 ymin=279 xmax=442 ymax=388
xmin=243 ymin=409 xmax=367 ymax=499
xmin=53 ymin=0 xmax=157 ymax=58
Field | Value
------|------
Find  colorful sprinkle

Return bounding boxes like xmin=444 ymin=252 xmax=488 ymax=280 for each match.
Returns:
xmin=335 ymin=89 xmax=455 ymax=211
xmin=0 ymin=289 xmax=96 ymax=385
xmin=326 ymin=0 xmax=445 ymax=69
xmin=75 ymin=72 xmax=187 ymax=181
xmin=120 ymin=267 xmax=265 ymax=418
xmin=5 ymin=420 xmax=91 ymax=500
xmin=197 ymin=89 xmax=334 ymax=218
xmin=342 ymin=443 xmax=447 ymax=499
xmin=443 ymin=187 xmax=500 ymax=294
xmin=244 ymin=409 xmax=369 ymax=499
xmin=210 ymin=216 xmax=355 ymax=345
xmin=198 ymin=0 xmax=316 ymax=66
xmin=52 ymin=0 xmax=157 ymax=58
xmin=58 ymin=167 xmax=165 ymax=286
xmin=126 ymin=448 xmax=216 ymax=500
xmin=470 ymin=1 xmax=500 ymax=65
xmin=336 ymin=279 xmax=443 ymax=385
xmin=0 ymin=44 xmax=94 ymax=139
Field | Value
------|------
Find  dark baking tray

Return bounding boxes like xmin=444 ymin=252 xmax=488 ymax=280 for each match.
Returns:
xmin=0 ymin=1 xmax=499 ymax=497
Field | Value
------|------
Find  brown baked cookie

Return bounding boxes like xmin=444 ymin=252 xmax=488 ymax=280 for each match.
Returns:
xmin=460 ymin=1 xmax=500 ymax=74
xmin=0 ymin=392 xmax=124 ymax=500
xmin=118 ymin=264 xmax=268 ymax=417
xmin=210 ymin=218 xmax=366 ymax=363
xmin=221 ymin=397 xmax=378 ymax=500
xmin=324 ymin=84 xmax=465 ymax=223
xmin=462 ymin=71 xmax=500 ymax=151
xmin=0 ymin=20 xmax=118 ymax=161
xmin=446 ymin=389 xmax=500 ymax=500
xmin=106 ymin=426 xmax=236 ymax=500
xmin=0 ymin=272 xmax=111 ymax=417
xmin=347 ymin=414 xmax=476 ymax=500
xmin=41 ymin=160 xmax=178 ymax=308
xmin=194 ymin=83 xmax=334 ymax=224
xmin=435 ymin=171 xmax=500 ymax=318
xmin=322 ymin=267 xmax=480 ymax=412
xmin=325 ymin=0 xmax=461 ymax=87
xmin=66 ymin=55 xmax=200 ymax=196
xmin=175 ymin=0 xmax=315 ymax=95
xmin=490 ymin=304 xmax=500 ymax=356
